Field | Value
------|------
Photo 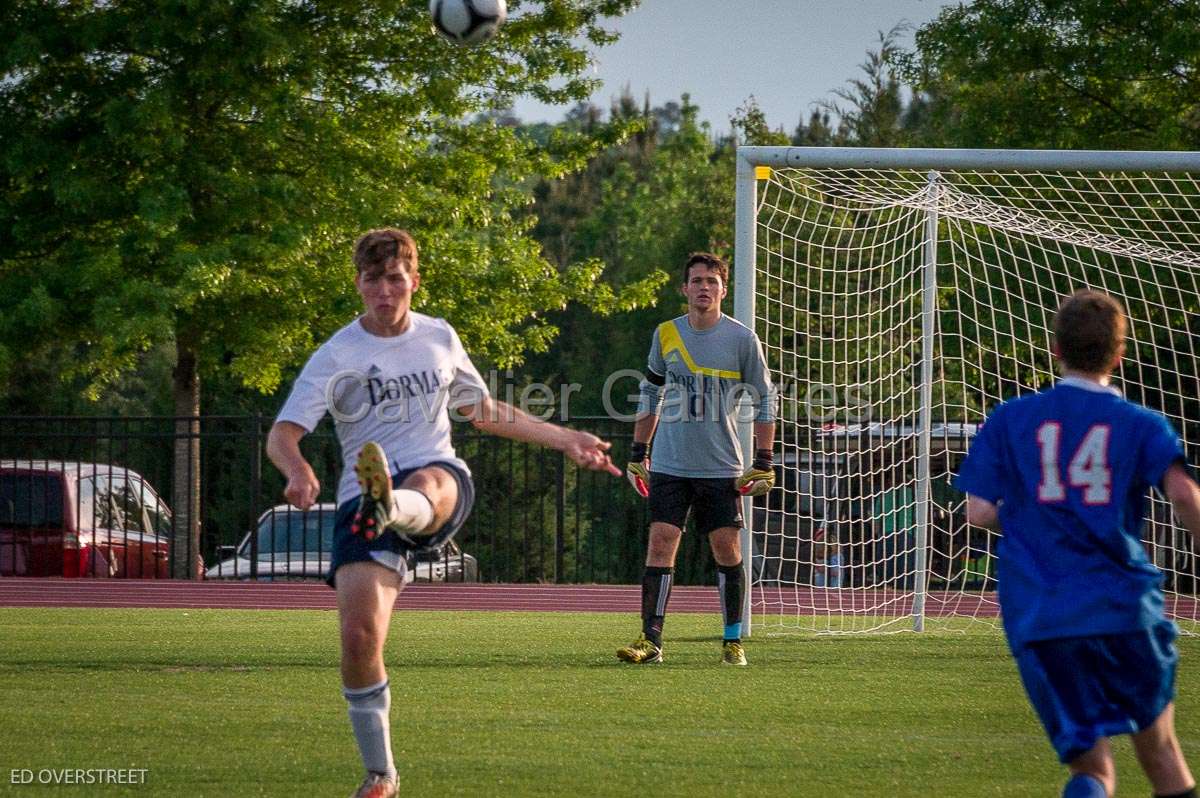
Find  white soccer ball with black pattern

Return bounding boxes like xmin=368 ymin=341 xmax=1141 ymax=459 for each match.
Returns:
xmin=429 ymin=0 xmax=507 ymax=45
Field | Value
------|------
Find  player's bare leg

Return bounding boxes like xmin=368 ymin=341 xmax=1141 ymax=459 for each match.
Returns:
xmin=338 ymin=562 xmax=403 ymax=798
xmin=709 ymin=526 xmax=746 ymax=665
xmin=400 ymin=465 xmax=459 ymax=533
xmin=1132 ymin=703 xmax=1195 ymax=796
xmin=1064 ymin=738 xmax=1114 ymax=797
xmin=617 ymin=522 xmax=682 ymax=664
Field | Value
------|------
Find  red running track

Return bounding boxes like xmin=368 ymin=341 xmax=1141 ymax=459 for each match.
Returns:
xmin=0 ymin=578 xmax=1009 ymax=616
xmin=0 ymin=579 xmax=712 ymax=612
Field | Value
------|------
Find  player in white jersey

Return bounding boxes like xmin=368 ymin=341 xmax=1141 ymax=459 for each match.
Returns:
xmin=266 ymin=229 xmax=622 ymax=798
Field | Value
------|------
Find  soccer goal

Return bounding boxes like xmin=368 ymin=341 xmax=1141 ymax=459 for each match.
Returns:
xmin=734 ymin=147 xmax=1200 ymax=635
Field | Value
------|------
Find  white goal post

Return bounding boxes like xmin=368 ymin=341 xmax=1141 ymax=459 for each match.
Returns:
xmin=734 ymin=147 xmax=1200 ymax=636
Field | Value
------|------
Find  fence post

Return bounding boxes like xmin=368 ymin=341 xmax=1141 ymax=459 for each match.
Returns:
xmin=555 ymin=451 xmax=566 ymax=583
xmin=249 ymin=414 xmax=263 ymax=580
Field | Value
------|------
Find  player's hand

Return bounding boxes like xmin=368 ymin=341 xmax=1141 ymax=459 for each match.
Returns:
xmin=626 ymin=460 xmax=650 ymax=498
xmin=626 ymin=441 xmax=650 ymax=498
xmin=564 ymin=431 xmax=622 ymax=476
xmin=283 ymin=467 xmax=320 ymax=510
xmin=736 ymin=467 xmax=774 ymax=496
xmin=736 ymin=449 xmax=775 ymax=497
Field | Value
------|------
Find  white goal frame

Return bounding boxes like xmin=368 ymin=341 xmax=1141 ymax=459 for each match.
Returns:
xmin=734 ymin=147 xmax=1200 ymax=636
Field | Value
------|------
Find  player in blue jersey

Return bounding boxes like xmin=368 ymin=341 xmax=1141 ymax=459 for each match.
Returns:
xmin=956 ymin=289 xmax=1200 ymax=798
xmin=617 ymin=252 xmax=776 ymax=667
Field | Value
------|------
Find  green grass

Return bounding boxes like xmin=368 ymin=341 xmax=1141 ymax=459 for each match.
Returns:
xmin=0 ymin=608 xmax=1197 ymax=796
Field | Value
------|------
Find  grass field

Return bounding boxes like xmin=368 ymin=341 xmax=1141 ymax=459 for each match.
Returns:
xmin=1 ymin=608 xmax=1197 ymax=797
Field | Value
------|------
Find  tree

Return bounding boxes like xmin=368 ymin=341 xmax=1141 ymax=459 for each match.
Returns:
xmin=899 ymin=0 xmax=1200 ymax=149
xmin=792 ymin=110 xmax=836 ymax=147
xmin=0 ymin=0 xmax=661 ymax=575
xmin=822 ymin=28 xmax=911 ymax=147
xmin=524 ymin=94 xmax=747 ymax=417
xmin=729 ymin=97 xmax=791 ymax=147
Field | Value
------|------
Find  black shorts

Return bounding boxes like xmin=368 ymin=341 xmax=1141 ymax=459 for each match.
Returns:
xmin=326 ymin=461 xmax=475 ymax=589
xmin=647 ymin=472 xmax=743 ymax=536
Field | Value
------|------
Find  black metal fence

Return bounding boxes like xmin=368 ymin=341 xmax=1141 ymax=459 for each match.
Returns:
xmin=0 ymin=415 xmax=722 ymax=585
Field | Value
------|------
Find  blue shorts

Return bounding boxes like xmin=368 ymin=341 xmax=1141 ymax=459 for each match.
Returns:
xmin=1013 ymin=621 xmax=1178 ymax=763
xmin=326 ymin=461 xmax=475 ymax=589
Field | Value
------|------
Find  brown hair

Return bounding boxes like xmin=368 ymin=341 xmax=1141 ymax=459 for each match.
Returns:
xmin=353 ymin=228 xmax=418 ymax=277
xmin=1053 ymin=289 xmax=1127 ymax=373
xmin=682 ymin=252 xmax=729 ymax=286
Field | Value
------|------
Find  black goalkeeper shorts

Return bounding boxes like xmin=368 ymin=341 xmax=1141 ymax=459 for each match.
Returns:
xmin=647 ymin=471 xmax=743 ymax=536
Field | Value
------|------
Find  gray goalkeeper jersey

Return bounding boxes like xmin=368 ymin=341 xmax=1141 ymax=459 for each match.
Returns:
xmin=638 ymin=314 xmax=775 ymax=478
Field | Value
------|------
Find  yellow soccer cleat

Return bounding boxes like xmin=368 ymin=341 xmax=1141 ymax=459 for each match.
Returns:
xmin=616 ymin=634 xmax=663 ymax=664
xmin=721 ymin=640 xmax=747 ymax=666
xmin=352 ymin=442 xmax=394 ymax=541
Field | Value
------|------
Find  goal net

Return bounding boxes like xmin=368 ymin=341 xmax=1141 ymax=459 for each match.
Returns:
xmin=735 ymin=148 xmax=1200 ymax=635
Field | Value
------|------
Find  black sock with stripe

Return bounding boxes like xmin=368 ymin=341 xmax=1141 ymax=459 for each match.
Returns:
xmin=717 ymin=562 xmax=744 ymax=641
xmin=641 ymin=566 xmax=673 ymax=648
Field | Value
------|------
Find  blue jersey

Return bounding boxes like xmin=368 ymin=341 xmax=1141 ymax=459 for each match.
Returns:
xmin=954 ymin=376 xmax=1185 ymax=647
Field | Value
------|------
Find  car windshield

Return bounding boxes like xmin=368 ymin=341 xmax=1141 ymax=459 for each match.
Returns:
xmin=243 ymin=510 xmax=335 ymax=558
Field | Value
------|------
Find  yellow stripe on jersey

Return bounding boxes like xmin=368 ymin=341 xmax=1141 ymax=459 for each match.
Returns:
xmin=657 ymin=321 xmax=742 ymax=380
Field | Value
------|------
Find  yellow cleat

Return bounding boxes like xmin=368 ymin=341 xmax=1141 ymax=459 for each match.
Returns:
xmin=352 ymin=442 xmax=394 ymax=539
xmin=616 ymin=634 xmax=663 ymax=664
xmin=721 ymin=640 xmax=747 ymax=666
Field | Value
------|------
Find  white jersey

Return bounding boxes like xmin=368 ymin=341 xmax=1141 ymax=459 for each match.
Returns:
xmin=277 ymin=313 xmax=489 ymax=505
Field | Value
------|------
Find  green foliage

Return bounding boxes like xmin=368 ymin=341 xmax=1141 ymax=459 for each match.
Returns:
xmin=0 ymin=0 xmax=648 ymax=406
xmin=900 ymin=0 xmax=1200 ymax=149
xmin=824 ymin=28 xmax=913 ymax=147
xmin=730 ymin=97 xmax=790 ymax=146
xmin=523 ymin=94 xmax=739 ymax=415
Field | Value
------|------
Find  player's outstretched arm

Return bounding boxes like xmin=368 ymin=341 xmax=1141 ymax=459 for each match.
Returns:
xmin=1164 ymin=463 xmax=1200 ymax=542
xmin=266 ymin=421 xmax=321 ymax=510
xmin=965 ymin=494 xmax=999 ymax=531
xmin=464 ymin=397 xmax=621 ymax=476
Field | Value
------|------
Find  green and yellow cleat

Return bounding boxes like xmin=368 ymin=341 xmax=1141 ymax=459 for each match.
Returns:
xmin=352 ymin=442 xmax=394 ymax=541
xmin=616 ymin=634 xmax=663 ymax=664
xmin=721 ymin=640 xmax=747 ymax=666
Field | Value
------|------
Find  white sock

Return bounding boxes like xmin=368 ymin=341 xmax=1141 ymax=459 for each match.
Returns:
xmin=343 ymin=680 xmax=396 ymax=780
xmin=389 ymin=489 xmax=435 ymax=534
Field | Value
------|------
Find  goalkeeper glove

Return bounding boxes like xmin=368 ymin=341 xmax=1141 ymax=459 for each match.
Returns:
xmin=626 ymin=441 xmax=650 ymax=498
xmin=737 ymin=449 xmax=775 ymax=497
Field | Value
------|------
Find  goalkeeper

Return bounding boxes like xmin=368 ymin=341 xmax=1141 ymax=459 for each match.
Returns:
xmin=617 ymin=252 xmax=776 ymax=667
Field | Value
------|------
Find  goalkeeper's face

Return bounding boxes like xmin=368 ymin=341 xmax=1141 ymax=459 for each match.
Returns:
xmin=682 ymin=265 xmax=726 ymax=313
xmin=356 ymin=259 xmax=420 ymax=329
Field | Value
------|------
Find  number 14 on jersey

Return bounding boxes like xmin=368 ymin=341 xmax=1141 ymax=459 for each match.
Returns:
xmin=1037 ymin=423 xmax=1112 ymax=504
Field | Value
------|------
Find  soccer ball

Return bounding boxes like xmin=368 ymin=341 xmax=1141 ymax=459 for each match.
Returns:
xmin=429 ymin=0 xmax=507 ymax=46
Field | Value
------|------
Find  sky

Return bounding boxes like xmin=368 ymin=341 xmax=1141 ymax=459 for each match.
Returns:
xmin=510 ymin=0 xmax=953 ymax=135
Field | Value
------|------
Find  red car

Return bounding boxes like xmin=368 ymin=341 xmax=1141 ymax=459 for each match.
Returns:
xmin=0 ymin=461 xmax=174 ymax=578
